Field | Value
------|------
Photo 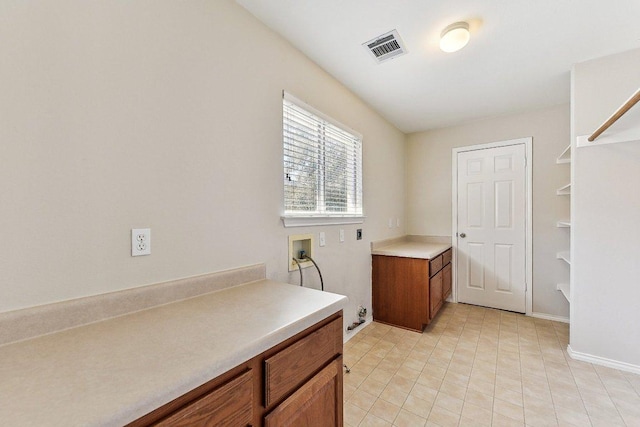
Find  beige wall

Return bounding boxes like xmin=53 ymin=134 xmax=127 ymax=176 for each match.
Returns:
xmin=571 ymin=48 xmax=640 ymax=368
xmin=406 ymin=105 xmax=571 ymax=318
xmin=0 ymin=0 xmax=406 ymax=329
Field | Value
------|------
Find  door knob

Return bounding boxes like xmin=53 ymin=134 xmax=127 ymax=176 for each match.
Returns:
xmin=459 ymin=233 xmax=466 ymax=238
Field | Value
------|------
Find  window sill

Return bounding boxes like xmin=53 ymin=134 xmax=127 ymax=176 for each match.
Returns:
xmin=281 ymin=215 xmax=365 ymax=228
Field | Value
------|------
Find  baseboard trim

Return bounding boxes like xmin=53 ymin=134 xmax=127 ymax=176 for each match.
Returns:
xmin=567 ymin=345 xmax=640 ymax=375
xmin=529 ymin=312 xmax=570 ymax=323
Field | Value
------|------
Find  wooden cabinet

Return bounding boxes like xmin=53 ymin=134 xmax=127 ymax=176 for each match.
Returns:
xmin=430 ymin=249 xmax=453 ymax=321
xmin=443 ymin=248 xmax=452 ymax=266
xmin=429 ymin=255 xmax=443 ymax=276
xmin=430 ymin=249 xmax=452 ymax=320
xmin=442 ymin=262 xmax=452 ymax=300
xmin=265 ymin=359 xmax=342 ymax=427
xmin=372 ymin=256 xmax=428 ymax=331
xmin=156 ymin=370 xmax=253 ymax=427
xmin=264 ymin=317 xmax=342 ymax=406
xmin=373 ymin=248 xmax=452 ymax=332
xmin=429 ymin=270 xmax=443 ymax=321
xmin=129 ymin=312 xmax=343 ymax=427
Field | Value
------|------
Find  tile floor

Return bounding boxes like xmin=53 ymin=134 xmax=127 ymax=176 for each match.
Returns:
xmin=343 ymin=303 xmax=640 ymax=426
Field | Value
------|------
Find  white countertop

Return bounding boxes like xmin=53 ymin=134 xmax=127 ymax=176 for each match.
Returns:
xmin=0 ymin=280 xmax=347 ymax=426
xmin=371 ymin=241 xmax=451 ymax=260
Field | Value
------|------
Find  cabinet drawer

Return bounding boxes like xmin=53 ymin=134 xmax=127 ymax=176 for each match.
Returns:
xmin=265 ymin=318 xmax=342 ymax=407
xmin=429 ymin=255 xmax=443 ymax=277
xmin=156 ymin=369 xmax=253 ymax=426
xmin=442 ymin=248 xmax=452 ymax=265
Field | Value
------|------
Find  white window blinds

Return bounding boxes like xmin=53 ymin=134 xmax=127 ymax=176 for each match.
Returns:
xmin=283 ymin=92 xmax=363 ymax=218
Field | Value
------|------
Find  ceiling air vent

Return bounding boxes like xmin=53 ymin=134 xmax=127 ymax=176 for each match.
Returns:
xmin=363 ymin=29 xmax=408 ymax=64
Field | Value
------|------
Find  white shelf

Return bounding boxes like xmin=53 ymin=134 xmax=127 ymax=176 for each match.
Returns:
xmin=556 ymin=146 xmax=571 ymax=309
xmin=577 ymin=90 xmax=640 ymax=148
xmin=556 ymin=144 xmax=571 ymax=164
xmin=556 ymin=183 xmax=571 ymax=196
xmin=577 ymin=133 xmax=640 ymax=148
xmin=557 ymin=251 xmax=571 ymax=265
xmin=557 ymin=283 xmax=570 ymax=303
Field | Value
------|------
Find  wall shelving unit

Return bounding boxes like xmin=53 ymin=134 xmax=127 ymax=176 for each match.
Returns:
xmin=556 ymin=183 xmax=571 ymax=196
xmin=577 ymin=88 xmax=640 ymax=148
xmin=557 ymin=144 xmax=571 ymax=305
xmin=556 ymin=251 xmax=571 ymax=265
xmin=556 ymin=283 xmax=570 ymax=301
xmin=558 ymin=89 xmax=640 ymax=307
xmin=556 ymin=145 xmax=571 ymax=164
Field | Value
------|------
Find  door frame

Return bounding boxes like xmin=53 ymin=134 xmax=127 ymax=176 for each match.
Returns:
xmin=451 ymin=137 xmax=533 ymax=316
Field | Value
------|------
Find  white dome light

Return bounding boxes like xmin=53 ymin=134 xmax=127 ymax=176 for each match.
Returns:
xmin=440 ymin=22 xmax=470 ymax=53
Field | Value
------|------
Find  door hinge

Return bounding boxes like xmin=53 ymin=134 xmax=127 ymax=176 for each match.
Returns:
xmin=524 ymin=156 xmax=528 ymax=167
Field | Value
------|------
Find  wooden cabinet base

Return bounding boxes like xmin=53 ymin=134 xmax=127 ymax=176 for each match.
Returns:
xmin=129 ymin=312 xmax=343 ymax=427
xmin=372 ymin=256 xmax=428 ymax=332
xmin=265 ymin=318 xmax=342 ymax=406
xmin=372 ymin=250 xmax=452 ymax=332
xmin=429 ymin=270 xmax=443 ymax=321
xmin=442 ymin=263 xmax=452 ymax=300
xmin=156 ymin=370 xmax=253 ymax=426
xmin=265 ymin=358 xmax=342 ymax=427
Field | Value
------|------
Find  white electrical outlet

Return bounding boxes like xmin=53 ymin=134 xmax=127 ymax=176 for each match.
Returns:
xmin=319 ymin=231 xmax=326 ymax=247
xmin=339 ymin=229 xmax=345 ymax=243
xmin=396 ymin=218 xmax=401 ymax=227
xmin=388 ymin=218 xmax=393 ymax=228
xmin=131 ymin=228 xmax=151 ymax=256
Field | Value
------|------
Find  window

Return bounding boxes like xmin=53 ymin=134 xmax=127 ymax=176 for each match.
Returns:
xmin=282 ymin=92 xmax=363 ymax=226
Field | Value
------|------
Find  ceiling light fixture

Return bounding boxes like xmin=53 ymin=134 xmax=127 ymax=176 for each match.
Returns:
xmin=440 ymin=21 xmax=470 ymax=53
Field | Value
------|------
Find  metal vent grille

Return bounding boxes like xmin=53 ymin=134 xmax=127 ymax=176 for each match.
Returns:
xmin=363 ymin=30 xmax=407 ymax=64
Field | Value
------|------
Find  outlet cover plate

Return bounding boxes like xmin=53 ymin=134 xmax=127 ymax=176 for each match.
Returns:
xmin=132 ymin=228 xmax=151 ymax=256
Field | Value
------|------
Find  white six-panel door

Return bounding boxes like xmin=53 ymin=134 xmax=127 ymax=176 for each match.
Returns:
xmin=456 ymin=143 xmax=526 ymax=313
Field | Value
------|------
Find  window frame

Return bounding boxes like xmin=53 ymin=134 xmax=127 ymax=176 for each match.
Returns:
xmin=281 ymin=92 xmax=365 ymax=227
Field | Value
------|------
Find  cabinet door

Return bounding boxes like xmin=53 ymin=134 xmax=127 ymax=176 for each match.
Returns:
xmin=442 ymin=263 xmax=452 ymax=300
xmin=430 ymin=270 xmax=443 ymax=320
xmin=372 ymin=255 xmax=429 ymax=331
xmin=156 ymin=370 xmax=253 ymax=427
xmin=264 ymin=358 xmax=342 ymax=427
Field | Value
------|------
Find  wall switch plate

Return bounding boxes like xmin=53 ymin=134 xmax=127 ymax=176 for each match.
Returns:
xmin=356 ymin=229 xmax=363 ymax=240
xmin=396 ymin=218 xmax=401 ymax=227
xmin=339 ymin=229 xmax=345 ymax=243
xmin=132 ymin=228 xmax=151 ymax=256
xmin=388 ymin=218 xmax=393 ymax=228
xmin=319 ymin=231 xmax=326 ymax=247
